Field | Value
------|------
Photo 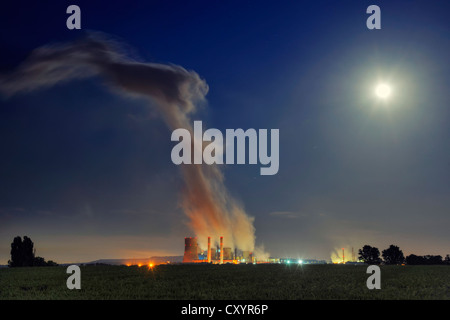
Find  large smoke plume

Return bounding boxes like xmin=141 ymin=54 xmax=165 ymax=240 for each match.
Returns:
xmin=0 ymin=34 xmax=260 ymax=252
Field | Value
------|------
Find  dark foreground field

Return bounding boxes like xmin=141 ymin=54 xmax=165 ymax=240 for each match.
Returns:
xmin=0 ymin=264 xmax=449 ymax=299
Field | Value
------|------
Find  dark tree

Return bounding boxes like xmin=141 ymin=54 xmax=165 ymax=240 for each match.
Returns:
xmin=406 ymin=254 xmax=444 ymax=265
xmin=405 ymin=254 xmax=445 ymax=265
xmin=445 ymin=255 xmax=450 ymax=265
xmin=31 ymin=256 xmax=58 ymax=266
xmin=358 ymin=245 xmax=382 ymax=265
xmin=9 ymin=236 xmax=24 ymax=267
xmin=8 ymin=236 xmax=40 ymax=267
xmin=424 ymin=255 xmax=443 ymax=265
xmin=22 ymin=236 xmax=35 ymax=266
xmin=33 ymin=256 xmax=46 ymax=266
xmin=406 ymin=254 xmax=425 ymax=265
xmin=382 ymin=245 xmax=405 ymax=265
xmin=46 ymin=260 xmax=58 ymax=266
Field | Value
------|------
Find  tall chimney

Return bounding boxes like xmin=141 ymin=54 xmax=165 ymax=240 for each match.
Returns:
xmin=220 ymin=236 xmax=224 ymax=264
xmin=207 ymin=237 xmax=211 ymax=263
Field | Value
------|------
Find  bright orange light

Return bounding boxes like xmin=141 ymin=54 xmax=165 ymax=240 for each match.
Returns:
xmin=148 ymin=263 xmax=154 ymax=268
xmin=138 ymin=263 xmax=142 ymax=267
xmin=126 ymin=263 xmax=131 ymax=267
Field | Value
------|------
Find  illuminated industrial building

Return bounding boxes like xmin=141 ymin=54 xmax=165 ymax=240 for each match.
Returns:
xmin=182 ymin=236 xmax=331 ymax=265
xmin=183 ymin=236 xmax=252 ymax=264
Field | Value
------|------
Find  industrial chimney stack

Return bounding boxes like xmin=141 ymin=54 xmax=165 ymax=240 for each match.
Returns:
xmin=220 ymin=236 xmax=224 ymax=264
xmin=207 ymin=236 xmax=211 ymax=263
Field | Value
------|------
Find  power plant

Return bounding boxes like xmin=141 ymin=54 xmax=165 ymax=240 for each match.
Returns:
xmin=181 ymin=236 xmax=340 ymax=265
xmin=183 ymin=236 xmax=254 ymax=264
xmin=117 ymin=237 xmax=339 ymax=267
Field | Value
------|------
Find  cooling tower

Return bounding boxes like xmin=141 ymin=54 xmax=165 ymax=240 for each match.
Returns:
xmin=207 ymin=237 xmax=211 ymax=263
xmin=220 ymin=236 xmax=224 ymax=264
xmin=183 ymin=237 xmax=199 ymax=263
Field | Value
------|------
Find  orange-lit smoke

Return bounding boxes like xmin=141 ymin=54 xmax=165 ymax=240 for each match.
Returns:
xmin=148 ymin=61 xmax=258 ymax=252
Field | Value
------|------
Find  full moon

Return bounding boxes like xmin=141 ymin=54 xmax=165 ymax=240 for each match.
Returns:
xmin=375 ymin=84 xmax=391 ymax=99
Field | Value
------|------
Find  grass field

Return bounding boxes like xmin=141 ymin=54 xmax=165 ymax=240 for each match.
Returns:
xmin=0 ymin=264 xmax=449 ymax=299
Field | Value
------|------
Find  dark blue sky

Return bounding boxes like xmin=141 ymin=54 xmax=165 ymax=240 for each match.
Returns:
xmin=0 ymin=1 xmax=449 ymax=263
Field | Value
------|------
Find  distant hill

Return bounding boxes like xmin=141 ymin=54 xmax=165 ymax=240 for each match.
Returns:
xmin=85 ymin=256 xmax=183 ymax=265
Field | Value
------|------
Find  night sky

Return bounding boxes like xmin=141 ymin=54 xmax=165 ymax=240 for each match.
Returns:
xmin=0 ymin=1 xmax=449 ymax=264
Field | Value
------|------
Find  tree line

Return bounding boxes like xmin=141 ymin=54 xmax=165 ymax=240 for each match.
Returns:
xmin=8 ymin=236 xmax=58 ymax=267
xmin=358 ymin=244 xmax=450 ymax=265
